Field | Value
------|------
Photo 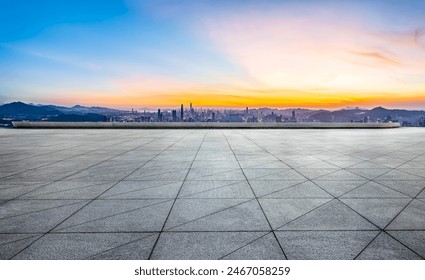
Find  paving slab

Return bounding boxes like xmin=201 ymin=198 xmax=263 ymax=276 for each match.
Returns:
xmin=0 ymin=200 xmax=87 ymax=233
xmin=387 ymin=231 xmax=425 ymax=259
xmin=13 ymin=233 xmax=158 ymax=260
xmin=357 ymin=232 xmax=421 ymax=260
xmin=340 ymin=198 xmax=411 ymax=228
xmin=312 ymin=180 xmax=367 ymax=197
xmin=259 ymin=198 xmax=331 ymax=229
xmin=222 ymin=233 xmax=286 ymax=260
xmin=1 ymin=128 xmax=425 ymax=259
xmin=276 ymin=231 xmax=378 ymax=260
xmin=178 ymin=181 xmax=254 ymax=199
xmin=151 ymin=232 xmax=266 ymax=260
xmin=165 ymin=199 xmax=270 ymax=231
xmin=100 ymin=180 xmax=183 ymax=199
xmin=386 ymin=199 xmax=425 ymax=230
xmin=21 ymin=181 xmax=116 ymax=200
xmin=0 ymin=234 xmax=42 ymax=259
xmin=375 ymin=180 xmax=424 ymax=197
xmin=54 ymin=199 xmax=173 ymax=232
xmin=341 ymin=181 xmax=409 ymax=198
xmin=279 ymin=200 xmax=378 ymax=230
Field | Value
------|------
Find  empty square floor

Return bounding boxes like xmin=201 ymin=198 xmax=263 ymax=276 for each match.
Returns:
xmin=1 ymin=128 xmax=425 ymax=260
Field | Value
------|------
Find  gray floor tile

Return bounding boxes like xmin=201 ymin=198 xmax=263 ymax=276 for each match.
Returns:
xmin=276 ymin=231 xmax=378 ymax=260
xmin=386 ymin=200 xmax=425 ymax=230
xmin=357 ymin=232 xmax=421 ymax=260
xmin=186 ymin=168 xmax=246 ymax=181
xmin=316 ymin=170 xmax=366 ymax=181
xmin=375 ymin=170 xmax=424 ymax=181
xmin=1 ymin=128 xmax=424 ymax=259
xmin=263 ymin=181 xmax=332 ymax=198
xmin=259 ymin=198 xmax=331 ymax=229
xmin=166 ymin=199 xmax=270 ymax=231
xmin=243 ymin=169 xmax=305 ymax=181
xmin=375 ymin=181 xmax=424 ymax=197
xmin=387 ymin=231 xmax=425 ymax=258
xmin=249 ymin=180 xmax=306 ymax=197
xmin=0 ymin=183 xmax=47 ymax=200
xmin=0 ymin=234 xmax=42 ymax=259
xmin=222 ymin=233 xmax=286 ymax=260
xmin=346 ymin=168 xmax=391 ymax=180
xmin=340 ymin=198 xmax=411 ymax=228
xmin=127 ymin=169 xmax=188 ymax=181
xmin=0 ymin=200 xmax=87 ymax=233
xmin=341 ymin=181 xmax=409 ymax=198
xmin=295 ymin=168 xmax=340 ymax=180
xmin=100 ymin=180 xmax=182 ymax=199
xmin=21 ymin=181 xmax=116 ymax=199
xmin=313 ymin=180 xmax=367 ymax=197
xmin=151 ymin=232 xmax=265 ymax=259
xmin=280 ymin=200 xmax=377 ymax=230
xmin=178 ymin=181 xmax=254 ymax=198
xmin=14 ymin=233 xmax=157 ymax=260
xmin=54 ymin=199 xmax=173 ymax=232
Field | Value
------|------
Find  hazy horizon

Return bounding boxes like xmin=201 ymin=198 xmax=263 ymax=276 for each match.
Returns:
xmin=0 ymin=100 xmax=425 ymax=112
xmin=1 ymin=0 xmax=425 ymax=109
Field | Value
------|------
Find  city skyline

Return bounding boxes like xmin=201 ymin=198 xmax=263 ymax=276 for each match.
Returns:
xmin=1 ymin=0 xmax=425 ymax=109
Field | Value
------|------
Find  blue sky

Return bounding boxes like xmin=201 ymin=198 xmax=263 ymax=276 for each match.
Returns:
xmin=1 ymin=0 xmax=425 ymax=109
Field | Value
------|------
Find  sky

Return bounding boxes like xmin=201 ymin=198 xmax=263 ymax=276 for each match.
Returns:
xmin=0 ymin=0 xmax=425 ymax=110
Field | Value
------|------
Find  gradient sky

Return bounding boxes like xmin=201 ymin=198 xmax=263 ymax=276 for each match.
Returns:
xmin=1 ymin=0 xmax=425 ymax=109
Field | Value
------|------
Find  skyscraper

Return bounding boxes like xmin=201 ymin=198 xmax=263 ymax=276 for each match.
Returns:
xmin=291 ymin=110 xmax=297 ymax=122
xmin=180 ymin=104 xmax=184 ymax=121
xmin=157 ymin=109 xmax=161 ymax=122
xmin=172 ymin=110 xmax=177 ymax=122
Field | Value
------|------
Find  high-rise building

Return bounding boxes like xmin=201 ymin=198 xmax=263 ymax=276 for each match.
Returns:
xmin=157 ymin=109 xmax=161 ymax=122
xmin=291 ymin=110 xmax=297 ymax=122
xmin=172 ymin=110 xmax=177 ymax=122
xmin=212 ymin=112 xmax=216 ymax=122
xmin=180 ymin=104 xmax=184 ymax=121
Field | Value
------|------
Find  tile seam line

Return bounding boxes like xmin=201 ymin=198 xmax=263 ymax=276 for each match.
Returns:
xmin=148 ymin=131 xmax=208 ymax=260
xmin=0 ymin=131 xmax=175 ymax=206
xmin=237 ymin=131 xmax=425 ymax=229
xmin=0 ymin=132 xmax=148 ymax=180
xmin=8 ymin=131 xmax=188 ymax=259
xmin=47 ymin=131 xmax=193 ymax=233
xmin=221 ymin=130 xmax=288 ymax=260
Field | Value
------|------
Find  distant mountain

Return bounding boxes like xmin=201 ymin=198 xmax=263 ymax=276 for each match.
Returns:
xmin=0 ymin=102 xmax=62 ymax=116
xmin=368 ymin=107 xmax=425 ymax=118
xmin=0 ymin=101 xmax=127 ymax=116
xmin=0 ymin=102 xmax=120 ymax=122
xmin=309 ymin=108 xmax=368 ymax=122
xmin=48 ymin=113 xmax=107 ymax=122
xmin=45 ymin=104 xmax=126 ymax=115
xmin=309 ymin=106 xmax=425 ymax=122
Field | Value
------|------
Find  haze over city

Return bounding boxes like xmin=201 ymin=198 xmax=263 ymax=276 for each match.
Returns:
xmin=1 ymin=0 xmax=425 ymax=109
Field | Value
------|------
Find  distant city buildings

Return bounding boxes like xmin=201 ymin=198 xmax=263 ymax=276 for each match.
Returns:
xmin=105 ymin=103 xmax=419 ymax=126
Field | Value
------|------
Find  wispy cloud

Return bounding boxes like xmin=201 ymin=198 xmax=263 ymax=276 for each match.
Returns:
xmin=349 ymin=51 xmax=401 ymax=66
xmin=199 ymin=6 xmax=425 ymax=94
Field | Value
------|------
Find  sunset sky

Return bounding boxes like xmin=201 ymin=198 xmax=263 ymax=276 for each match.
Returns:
xmin=1 ymin=0 xmax=425 ymax=109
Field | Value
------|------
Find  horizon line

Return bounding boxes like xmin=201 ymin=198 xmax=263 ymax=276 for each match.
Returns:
xmin=2 ymin=101 xmax=425 ymax=112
